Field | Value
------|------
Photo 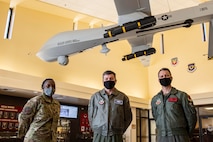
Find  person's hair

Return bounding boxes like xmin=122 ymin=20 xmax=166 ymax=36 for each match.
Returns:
xmin=102 ymin=70 xmax=116 ymax=78
xmin=158 ymin=68 xmax=171 ymax=77
xmin=41 ymin=78 xmax=55 ymax=89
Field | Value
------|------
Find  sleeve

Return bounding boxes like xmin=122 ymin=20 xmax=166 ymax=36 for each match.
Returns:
xmin=151 ymin=97 xmax=157 ymax=120
xmin=17 ymin=99 xmax=38 ymax=138
xmin=181 ymin=92 xmax=197 ymax=135
xmin=123 ymin=95 xmax=132 ymax=133
xmin=88 ymin=94 xmax=95 ymax=130
xmin=52 ymin=101 xmax=61 ymax=142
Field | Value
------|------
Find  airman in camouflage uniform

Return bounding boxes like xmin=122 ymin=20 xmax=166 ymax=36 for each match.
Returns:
xmin=18 ymin=78 xmax=60 ymax=142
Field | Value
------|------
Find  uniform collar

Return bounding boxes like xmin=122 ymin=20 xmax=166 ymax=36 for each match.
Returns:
xmin=42 ymin=93 xmax=54 ymax=103
xmin=169 ymin=87 xmax=178 ymax=95
xmin=100 ymin=88 xmax=119 ymax=96
xmin=159 ymin=87 xmax=178 ymax=96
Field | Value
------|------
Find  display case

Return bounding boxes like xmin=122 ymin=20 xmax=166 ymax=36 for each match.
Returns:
xmin=57 ymin=118 xmax=71 ymax=142
xmin=0 ymin=105 xmax=22 ymax=139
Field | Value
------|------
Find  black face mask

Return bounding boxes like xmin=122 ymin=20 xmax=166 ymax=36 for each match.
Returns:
xmin=159 ymin=78 xmax=172 ymax=87
xmin=104 ymin=81 xmax=115 ymax=89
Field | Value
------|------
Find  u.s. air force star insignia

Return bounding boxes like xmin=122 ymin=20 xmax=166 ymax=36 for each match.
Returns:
xmin=156 ymin=99 xmax=161 ymax=105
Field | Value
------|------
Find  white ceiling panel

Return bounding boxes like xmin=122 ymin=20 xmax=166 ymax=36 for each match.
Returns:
xmin=39 ymin=0 xmax=205 ymax=23
xmin=40 ymin=0 xmax=117 ymax=22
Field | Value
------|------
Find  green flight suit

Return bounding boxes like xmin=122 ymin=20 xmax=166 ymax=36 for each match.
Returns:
xmin=88 ymin=88 xmax=132 ymax=142
xmin=151 ymin=87 xmax=197 ymax=142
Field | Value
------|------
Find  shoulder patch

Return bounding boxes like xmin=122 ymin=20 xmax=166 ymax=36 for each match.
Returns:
xmin=187 ymin=95 xmax=195 ymax=107
xmin=156 ymin=99 xmax=161 ymax=105
xmin=22 ymin=101 xmax=35 ymax=115
xmin=187 ymin=95 xmax=192 ymax=102
xmin=22 ymin=106 xmax=33 ymax=115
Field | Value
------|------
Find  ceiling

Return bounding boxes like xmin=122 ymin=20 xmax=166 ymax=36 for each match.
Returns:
xmin=37 ymin=0 xmax=203 ymax=22
xmin=0 ymin=86 xmax=90 ymax=106
xmin=1 ymin=0 xmax=208 ymax=25
xmin=0 ymin=0 xmax=211 ymax=106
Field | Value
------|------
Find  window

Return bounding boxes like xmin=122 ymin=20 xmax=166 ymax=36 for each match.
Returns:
xmin=136 ymin=108 xmax=150 ymax=142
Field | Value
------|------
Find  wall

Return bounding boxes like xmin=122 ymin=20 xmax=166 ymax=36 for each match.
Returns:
xmin=0 ymin=94 xmax=28 ymax=106
xmin=0 ymin=0 xmax=213 ymax=103
xmin=0 ymin=1 xmax=149 ymax=100
xmin=148 ymin=25 xmax=213 ymax=99
xmin=1 ymin=1 xmax=213 ymax=141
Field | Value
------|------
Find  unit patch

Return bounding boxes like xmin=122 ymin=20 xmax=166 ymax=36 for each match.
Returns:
xmin=99 ymin=99 xmax=104 ymax=105
xmin=171 ymin=57 xmax=178 ymax=66
xmin=156 ymin=99 xmax=161 ymax=105
xmin=187 ymin=63 xmax=196 ymax=73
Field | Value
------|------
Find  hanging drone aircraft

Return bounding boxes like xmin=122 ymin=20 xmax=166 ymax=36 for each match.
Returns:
xmin=36 ymin=0 xmax=213 ymax=66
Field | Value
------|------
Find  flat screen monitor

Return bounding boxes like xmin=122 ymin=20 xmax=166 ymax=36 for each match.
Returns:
xmin=60 ymin=105 xmax=78 ymax=118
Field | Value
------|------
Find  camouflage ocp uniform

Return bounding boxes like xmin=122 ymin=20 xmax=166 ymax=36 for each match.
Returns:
xmin=18 ymin=94 xmax=60 ymax=142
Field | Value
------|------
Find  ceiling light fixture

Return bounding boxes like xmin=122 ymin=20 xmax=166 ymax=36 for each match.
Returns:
xmin=4 ymin=7 xmax=15 ymax=39
xmin=204 ymin=107 xmax=213 ymax=110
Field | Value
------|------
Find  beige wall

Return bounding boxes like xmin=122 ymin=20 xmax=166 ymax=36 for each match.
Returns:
xmin=149 ymin=24 xmax=213 ymax=100
xmin=0 ymin=2 xmax=149 ymax=101
xmin=1 ymin=2 xmax=213 ymax=142
xmin=1 ymin=1 xmax=213 ymax=107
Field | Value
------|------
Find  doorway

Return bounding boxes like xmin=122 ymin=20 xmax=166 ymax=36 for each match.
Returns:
xmin=192 ymin=104 xmax=213 ymax=142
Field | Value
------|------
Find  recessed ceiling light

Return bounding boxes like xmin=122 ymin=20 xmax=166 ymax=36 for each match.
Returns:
xmin=2 ymin=88 xmax=16 ymax=92
xmin=204 ymin=107 xmax=213 ymax=110
xmin=54 ymin=95 xmax=65 ymax=100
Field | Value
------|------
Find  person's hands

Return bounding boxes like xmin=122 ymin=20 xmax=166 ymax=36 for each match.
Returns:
xmin=17 ymin=136 xmax=24 ymax=142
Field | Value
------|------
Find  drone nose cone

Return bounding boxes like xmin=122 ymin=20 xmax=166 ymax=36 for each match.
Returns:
xmin=36 ymin=49 xmax=49 ymax=61
xmin=36 ymin=51 xmax=43 ymax=60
